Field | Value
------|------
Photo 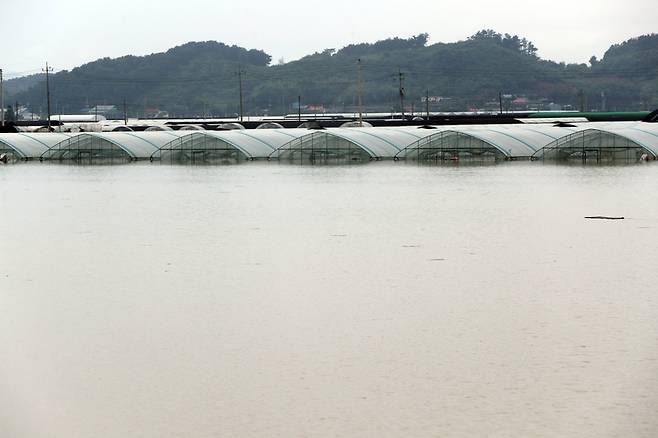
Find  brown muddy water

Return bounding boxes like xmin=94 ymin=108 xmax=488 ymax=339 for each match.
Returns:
xmin=1 ymin=162 xmax=657 ymax=437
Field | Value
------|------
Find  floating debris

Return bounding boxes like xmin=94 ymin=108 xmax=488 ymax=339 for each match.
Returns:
xmin=585 ymin=216 xmax=625 ymax=220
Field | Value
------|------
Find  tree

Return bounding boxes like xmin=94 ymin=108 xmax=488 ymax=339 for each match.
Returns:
xmin=5 ymin=106 xmax=15 ymax=122
xmin=11 ymin=33 xmax=657 ymax=114
xmin=411 ymin=33 xmax=429 ymax=47
xmin=502 ymin=34 xmax=521 ymax=52
xmin=520 ymin=38 xmax=538 ymax=57
xmin=469 ymin=29 xmax=502 ymax=41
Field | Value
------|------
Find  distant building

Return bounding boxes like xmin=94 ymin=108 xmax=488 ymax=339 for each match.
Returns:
xmin=88 ymin=105 xmax=117 ymax=114
xmin=306 ymin=105 xmax=325 ymax=112
xmin=512 ymin=97 xmax=529 ymax=107
xmin=144 ymin=108 xmax=169 ymax=118
xmin=17 ymin=106 xmax=39 ymax=121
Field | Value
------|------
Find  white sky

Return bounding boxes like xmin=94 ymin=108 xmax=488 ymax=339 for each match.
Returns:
xmin=2 ymin=0 xmax=656 ymax=77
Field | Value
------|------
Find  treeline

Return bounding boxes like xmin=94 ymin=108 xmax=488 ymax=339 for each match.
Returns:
xmin=7 ymin=31 xmax=658 ymax=117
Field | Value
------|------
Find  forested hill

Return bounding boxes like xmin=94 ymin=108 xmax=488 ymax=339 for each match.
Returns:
xmin=9 ymin=31 xmax=658 ymax=117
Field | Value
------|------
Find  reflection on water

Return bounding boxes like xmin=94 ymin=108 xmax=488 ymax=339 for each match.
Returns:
xmin=1 ymin=162 xmax=658 ymax=438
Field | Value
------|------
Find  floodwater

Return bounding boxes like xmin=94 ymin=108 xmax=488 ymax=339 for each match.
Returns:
xmin=1 ymin=162 xmax=658 ymax=438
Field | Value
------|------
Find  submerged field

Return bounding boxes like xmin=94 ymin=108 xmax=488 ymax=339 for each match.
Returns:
xmin=1 ymin=162 xmax=657 ymax=437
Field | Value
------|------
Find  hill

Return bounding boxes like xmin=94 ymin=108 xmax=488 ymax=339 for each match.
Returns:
xmin=9 ymin=31 xmax=658 ymax=117
xmin=3 ymin=73 xmax=44 ymax=103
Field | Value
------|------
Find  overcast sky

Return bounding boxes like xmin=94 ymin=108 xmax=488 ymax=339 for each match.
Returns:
xmin=2 ymin=0 xmax=655 ymax=77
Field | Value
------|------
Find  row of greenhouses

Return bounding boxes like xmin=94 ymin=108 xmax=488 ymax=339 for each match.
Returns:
xmin=1 ymin=122 xmax=657 ymax=164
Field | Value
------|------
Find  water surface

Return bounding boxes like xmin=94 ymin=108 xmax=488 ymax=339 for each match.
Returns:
xmin=1 ymin=162 xmax=657 ymax=437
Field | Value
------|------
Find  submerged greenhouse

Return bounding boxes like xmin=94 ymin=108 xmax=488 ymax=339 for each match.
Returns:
xmin=0 ymin=133 xmax=75 ymax=161
xmin=41 ymin=132 xmax=189 ymax=163
xmin=153 ymin=129 xmax=309 ymax=163
xmin=533 ymin=124 xmax=658 ymax=162
xmin=1 ymin=122 xmax=657 ymax=166
xmin=272 ymin=127 xmax=433 ymax=163
xmin=397 ymin=125 xmax=574 ymax=161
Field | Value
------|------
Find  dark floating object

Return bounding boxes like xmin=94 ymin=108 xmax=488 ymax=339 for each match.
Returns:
xmin=585 ymin=216 xmax=625 ymax=220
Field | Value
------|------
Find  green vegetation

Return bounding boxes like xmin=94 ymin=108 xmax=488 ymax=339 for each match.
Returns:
xmin=4 ymin=106 xmax=15 ymax=122
xmin=8 ymin=31 xmax=658 ymax=117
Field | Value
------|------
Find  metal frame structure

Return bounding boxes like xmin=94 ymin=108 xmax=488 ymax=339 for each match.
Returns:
xmin=152 ymin=129 xmax=310 ymax=163
xmin=397 ymin=130 xmax=508 ymax=161
xmin=272 ymin=127 xmax=434 ymax=164
xmin=41 ymin=132 xmax=186 ymax=163
xmin=2 ymin=122 xmax=657 ymax=166
xmin=153 ymin=133 xmax=251 ymax=164
xmin=533 ymin=126 xmax=658 ymax=162
xmin=273 ymin=131 xmax=376 ymax=164
xmin=0 ymin=133 xmax=74 ymax=162
xmin=396 ymin=125 xmax=572 ymax=161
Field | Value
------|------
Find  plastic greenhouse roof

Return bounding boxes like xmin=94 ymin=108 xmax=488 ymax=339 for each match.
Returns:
xmin=611 ymin=124 xmax=658 ymax=156
xmin=3 ymin=122 xmax=656 ymax=162
xmin=0 ymin=133 xmax=75 ymax=158
xmin=196 ymin=128 xmax=310 ymax=158
xmin=272 ymin=127 xmax=439 ymax=159
xmin=394 ymin=124 xmax=577 ymax=158
xmin=457 ymin=124 xmax=578 ymax=156
xmin=45 ymin=131 xmax=189 ymax=158
xmin=532 ymin=122 xmax=658 ymax=157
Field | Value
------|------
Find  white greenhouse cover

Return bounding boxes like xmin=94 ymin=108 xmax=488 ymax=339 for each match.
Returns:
xmin=394 ymin=124 xmax=577 ymax=158
xmin=2 ymin=122 xmax=656 ymax=161
xmin=610 ymin=124 xmax=658 ymax=156
xmin=455 ymin=125 xmax=578 ymax=157
xmin=532 ymin=122 xmax=658 ymax=157
xmin=274 ymin=127 xmax=440 ymax=159
xmin=0 ymin=133 xmax=75 ymax=158
xmin=196 ymin=128 xmax=310 ymax=158
xmin=46 ymin=131 xmax=190 ymax=158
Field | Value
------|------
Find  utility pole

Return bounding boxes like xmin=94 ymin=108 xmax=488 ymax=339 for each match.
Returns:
xmin=499 ymin=92 xmax=503 ymax=115
xmin=578 ymin=89 xmax=586 ymax=112
xmin=357 ymin=58 xmax=364 ymax=127
xmin=237 ymin=66 xmax=246 ymax=122
xmin=398 ymin=69 xmax=405 ymax=120
xmin=0 ymin=68 xmax=4 ymax=127
xmin=43 ymin=62 xmax=53 ymax=131
xmin=123 ymin=98 xmax=127 ymax=125
xmin=298 ymin=95 xmax=301 ymax=122
xmin=425 ymin=89 xmax=430 ymax=120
